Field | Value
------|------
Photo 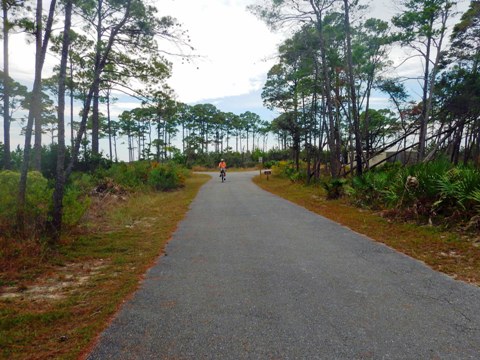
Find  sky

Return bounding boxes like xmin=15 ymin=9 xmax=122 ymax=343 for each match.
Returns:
xmin=3 ymin=0 xmax=287 ymax=159
xmin=1 ymin=0 xmax=470 ymax=160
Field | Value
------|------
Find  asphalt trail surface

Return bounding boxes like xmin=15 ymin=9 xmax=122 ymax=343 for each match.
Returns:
xmin=88 ymin=171 xmax=480 ymax=359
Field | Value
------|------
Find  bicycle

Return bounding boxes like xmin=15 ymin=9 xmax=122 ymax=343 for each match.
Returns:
xmin=220 ymin=169 xmax=226 ymax=182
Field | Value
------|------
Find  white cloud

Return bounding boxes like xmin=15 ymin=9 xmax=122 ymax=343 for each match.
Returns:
xmin=109 ymin=101 xmax=143 ymax=117
xmin=159 ymin=0 xmax=283 ymax=103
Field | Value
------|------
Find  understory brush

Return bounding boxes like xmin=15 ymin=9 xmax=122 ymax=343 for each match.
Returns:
xmin=0 ymin=171 xmax=89 ymax=239
xmin=97 ymin=161 xmax=188 ymax=191
xmin=272 ymin=160 xmax=307 ymax=182
xmin=0 ymin=174 xmax=209 ymax=359
xmin=0 ymin=161 xmax=189 ymax=282
xmin=269 ymin=158 xmax=480 ymax=230
xmin=349 ymin=160 xmax=480 ymax=229
xmin=0 ymin=171 xmax=89 ymax=283
xmin=0 ymin=162 xmax=188 ymax=239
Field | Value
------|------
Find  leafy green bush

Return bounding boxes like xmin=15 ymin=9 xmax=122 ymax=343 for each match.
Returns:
xmin=322 ymin=178 xmax=347 ymax=199
xmin=0 ymin=171 xmax=52 ymax=234
xmin=100 ymin=161 xmax=189 ymax=191
xmin=272 ymin=160 xmax=306 ymax=182
xmin=434 ymin=166 xmax=480 ymax=214
xmin=349 ymin=159 xmax=480 ymax=226
xmin=351 ymin=168 xmax=400 ymax=208
xmin=62 ymin=186 xmax=91 ymax=227
xmin=68 ymin=172 xmax=97 ymax=193
xmin=105 ymin=161 xmax=151 ymax=189
xmin=0 ymin=171 xmax=91 ymax=236
xmin=263 ymin=160 xmax=278 ymax=169
xmin=148 ymin=164 xmax=187 ymax=191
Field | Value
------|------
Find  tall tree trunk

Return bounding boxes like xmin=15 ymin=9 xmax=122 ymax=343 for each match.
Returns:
xmin=164 ymin=119 xmax=168 ymax=159
xmin=65 ymin=0 xmax=131 ymax=178
xmin=474 ymin=119 xmax=480 ymax=168
xmin=2 ymin=2 xmax=11 ymax=169
xmin=50 ymin=0 xmax=72 ymax=244
xmin=156 ymin=119 xmax=161 ymax=161
xmin=92 ymin=0 xmax=103 ymax=156
xmin=418 ymin=18 xmax=434 ymax=161
xmin=311 ymin=0 xmax=341 ymax=177
xmin=363 ymin=79 xmax=373 ymax=170
xmin=182 ymin=123 xmax=185 ymax=153
xmin=18 ymin=0 xmax=57 ymax=224
xmin=464 ymin=121 xmax=474 ymax=165
xmin=113 ymin=131 xmax=118 ymax=162
xmin=33 ymin=0 xmax=43 ymax=171
xmin=107 ymin=88 xmax=112 ymax=161
xmin=344 ymin=0 xmax=362 ymax=176
xmin=70 ymin=57 xmax=74 ymax=149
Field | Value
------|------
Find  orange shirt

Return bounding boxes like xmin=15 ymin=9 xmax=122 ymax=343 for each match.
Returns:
xmin=218 ymin=161 xmax=227 ymax=169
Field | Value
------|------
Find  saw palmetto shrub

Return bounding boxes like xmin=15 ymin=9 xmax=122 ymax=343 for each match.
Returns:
xmin=350 ymin=159 xmax=480 ymax=228
xmin=272 ymin=160 xmax=306 ymax=182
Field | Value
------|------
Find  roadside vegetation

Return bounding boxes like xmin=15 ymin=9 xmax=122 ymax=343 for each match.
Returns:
xmin=254 ymin=160 xmax=480 ymax=286
xmin=0 ymin=161 xmax=209 ymax=359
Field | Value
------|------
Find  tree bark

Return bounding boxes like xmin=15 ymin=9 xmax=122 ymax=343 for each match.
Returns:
xmin=50 ymin=0 xmax=73 ymax=244
xmin=107 ymin=87 xmax=113 ymax=161
xmin=310 ymin=0 xmax=341 ymax=178
xmin=70 ymin=57 xmax=74 ymax=149
xmin=32 ymin=0 xmax=43 ymax=171
xmin=18 ymin=0 xmax=57 ymax=225
xmin=92 ymin=0 xmax=103 ymax=156
xmin=66 ymin=0 xmax=131 ymax=178
xmin=2 ymin=1 xmax=11 ymax=169
xmin=418 ymin=5 xmax=449 ymax=161
xmin=343 ymin=0 xmax=362 ymax=176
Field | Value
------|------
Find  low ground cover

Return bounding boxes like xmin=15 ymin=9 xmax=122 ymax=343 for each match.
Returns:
xmin=253 ymin=174 xmax=480 ymax=286
xmin=0 ymin=174 xmax=210 ymax=360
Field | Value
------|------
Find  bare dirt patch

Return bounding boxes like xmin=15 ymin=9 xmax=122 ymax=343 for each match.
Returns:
xmin=0 ymin=259 xmax=108 ymax=302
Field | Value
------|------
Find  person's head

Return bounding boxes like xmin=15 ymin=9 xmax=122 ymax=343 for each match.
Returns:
xmin=221 ymin=159 xmax=224 ymax=162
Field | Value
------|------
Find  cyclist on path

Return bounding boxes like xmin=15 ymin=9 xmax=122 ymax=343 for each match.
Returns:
xmin=218 ymin=159 xmax=227 ymax=179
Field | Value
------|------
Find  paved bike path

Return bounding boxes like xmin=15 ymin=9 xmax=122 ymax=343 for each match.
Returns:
xmin=88 ymin=171 xmax=480 ymax=359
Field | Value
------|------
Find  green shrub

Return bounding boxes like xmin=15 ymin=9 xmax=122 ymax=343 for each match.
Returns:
xmin=435 ymin=166 xmax=480 ymax=213
xmin=68 ymin=172 xmax=97 ymax=193
xmin=272 ymin=160 xmax=304 ymax=182
xmin=350 ymin=159 xmax=480 ymax=226
xmin=148 ymin=164 xmax=187 ymax=191
xmin=62 ymin=186 xmax=91 ymax=227
xmin=105 ymin=161 xmax=151 ymax=189
xmin=0 ymin=171 xmax=52 ymax=234
xmin=322 ymin=178 xmax=347 ymax=199
xmin=101 ymin=161 xmax=189 ymax=191
xmin=263 ymin=160 xmax=277 ymax=169
xmin=0 ymin=171 xmax=91 ymax=236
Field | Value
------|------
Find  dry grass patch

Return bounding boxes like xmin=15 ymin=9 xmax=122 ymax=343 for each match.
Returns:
xmin=253 ymin=175 xmax=480 ymax=286
xmin=0 ymin=174 xmax=210 ymax=360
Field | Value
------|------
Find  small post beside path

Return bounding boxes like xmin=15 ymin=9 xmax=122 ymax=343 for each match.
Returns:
xmin=263 ymin=169 xmax=271 ymax=180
